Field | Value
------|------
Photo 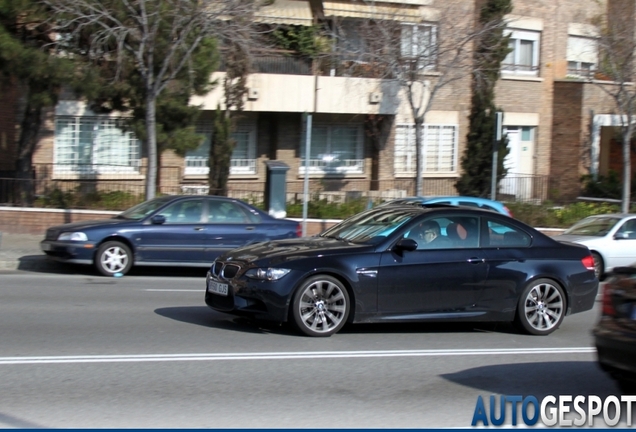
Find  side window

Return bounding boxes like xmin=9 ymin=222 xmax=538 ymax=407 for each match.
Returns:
xmin=403 ymin=216 xmax=479 ymax=249
xmin=486 ymin=219 xmax=531 ymax=247
xmin=616 ymin=219 xmax=636 ymax=239
xmin=158 ymin=199 xmax=203 ymax=224
xmin=207 ymin=201 xmax=249 ymax=224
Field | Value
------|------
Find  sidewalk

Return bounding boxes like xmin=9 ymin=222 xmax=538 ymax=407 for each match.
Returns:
xmin=0 ymin=232 xmax=57 ymax=271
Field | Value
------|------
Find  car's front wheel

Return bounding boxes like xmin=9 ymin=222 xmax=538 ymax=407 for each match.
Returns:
xmin=95 ymin=241 xmax=133 ymax=276
xmin=291 ymin=275 xmax=350 ymax=337
xmin=515 ymin=278 xmax=566 ymax=335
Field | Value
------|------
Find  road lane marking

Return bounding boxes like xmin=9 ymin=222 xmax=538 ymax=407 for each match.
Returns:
xmin=0 ymin=347 xmax=595 ymax=365
xmin=144 ymin=289 xmax=202 ymax=292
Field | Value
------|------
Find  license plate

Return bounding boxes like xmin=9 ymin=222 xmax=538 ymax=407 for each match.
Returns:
xmin=631 ymin=305 xmax=636 ymax=320
xmin=41 ymin=243 xmax=51 ymax=251
xmin=208 ymin=280 xmax=228 ymax=296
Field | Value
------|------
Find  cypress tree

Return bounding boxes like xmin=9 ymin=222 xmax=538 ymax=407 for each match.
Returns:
xmin=456 ymin=0 xmax=512 ymax=197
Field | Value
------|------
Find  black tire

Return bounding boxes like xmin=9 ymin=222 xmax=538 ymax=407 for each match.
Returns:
xmin=591 ymin=251 xmax=604 ymax=280
xmin=515 ymin=278 xmax=566 ymax=335
xmin=95 ymin=241 xmax=133 ymax=276
xmin=291 ymin=275 xmax=350 ymax=337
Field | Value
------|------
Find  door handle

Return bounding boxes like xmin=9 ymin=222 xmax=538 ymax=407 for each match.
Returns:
xmin=467 ymin=257 xmax=485 ymax=264
xmin=245 ymin=226 xmax=256 ymax=231
xmin=194 ymin=226 xmax=205 ymax=231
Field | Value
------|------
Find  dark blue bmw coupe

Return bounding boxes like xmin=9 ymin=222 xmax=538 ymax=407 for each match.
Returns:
xmin=205 ymin=204 xmax=598 ymax=337
xmin=41 ymin=195 xmax=300 ymax=276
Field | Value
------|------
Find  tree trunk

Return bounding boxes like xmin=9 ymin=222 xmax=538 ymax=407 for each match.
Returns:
xmin=145 ymin=95 xmax=158 ymax=201
xmin=14 ymin=97 xmax=43 ymax=207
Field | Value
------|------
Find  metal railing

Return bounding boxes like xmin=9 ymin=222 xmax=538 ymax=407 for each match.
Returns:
xmin=0 ymin=165 xmax=559 ymax=211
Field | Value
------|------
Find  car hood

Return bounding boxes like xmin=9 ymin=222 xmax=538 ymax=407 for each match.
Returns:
xmin=47 ymin=217 xmax=135 ymax=232
xmin=552 ymin=234 xmax=601 ymax=245
xmin=219 ymin=236 xmax=374 ymax=265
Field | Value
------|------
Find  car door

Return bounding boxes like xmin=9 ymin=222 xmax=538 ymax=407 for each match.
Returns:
xmin=137 ymin=198 xmax=208 ymax=264
xmin=376 ymin=215 xmax=488 ymax=317
xmin=609 ymin=218 xmax=636 ymax=268
xmin=203 ymin=199 xmax=267 ymax=261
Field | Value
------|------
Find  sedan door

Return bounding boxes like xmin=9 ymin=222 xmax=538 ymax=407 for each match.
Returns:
xmin=607 ymin=218 xmax=636 ymax=268
xmin=137 ymin=198 xmax=208 ymax=264
xmin=376 ymin=215 xmax=488 ymax=318
xmin=203 ymin=199 xmax=268 ymax=261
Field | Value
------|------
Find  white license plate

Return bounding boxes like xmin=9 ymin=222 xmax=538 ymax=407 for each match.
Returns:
xmin=41 ymin=243 xmax=51 ymax=251
xmin=208 ymin=280 xmax=228 ymax=296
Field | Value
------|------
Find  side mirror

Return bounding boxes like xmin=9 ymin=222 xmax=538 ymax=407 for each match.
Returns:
xmin=614 ymin=232 xmax=629 ymax=240
xmin=151 ymin=215 xmax=166 ymax=225
xmin=394 ymin=238 xmax=418 ymax=252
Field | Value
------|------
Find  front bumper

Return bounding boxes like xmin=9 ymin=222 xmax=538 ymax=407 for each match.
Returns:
xmin=204 ymin=271 xmax=302 ymax=323
xmin=40 ymin=240 xmax=95 ymax=265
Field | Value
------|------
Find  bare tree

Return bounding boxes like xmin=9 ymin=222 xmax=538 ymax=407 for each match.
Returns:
xmin=329 ymin=0 xmax=510 ymax=195
xmin=589 ymin=1 xmax=636 ymax=212
xmin=42 ymin=0 xmax=259 ymax=200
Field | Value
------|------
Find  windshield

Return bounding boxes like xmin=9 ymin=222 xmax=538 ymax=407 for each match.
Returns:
xmin=320 ymin=207 xmax=417 ymax=243
xmin=117 ymin=197 xmax=173 ymax=220
xmin=563 ymin=216 xmax=621 ymax=236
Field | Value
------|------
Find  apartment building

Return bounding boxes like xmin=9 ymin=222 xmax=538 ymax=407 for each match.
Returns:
xmin=5 ymin=0 xmax=629 ymax=203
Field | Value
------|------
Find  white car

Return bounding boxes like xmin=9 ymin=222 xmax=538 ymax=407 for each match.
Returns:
xmin=554 ymin=214 xmax=636 ymax=279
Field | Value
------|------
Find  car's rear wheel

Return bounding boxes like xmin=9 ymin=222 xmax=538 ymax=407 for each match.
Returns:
xmin=95 ymin=241 xmax=133 ymax=276
xmin=515 ymin=278 xmax=566 ymax=335
xmin=291 ymin=275 xmax=350 ymax=337
xmin=591 ymin=251 xmax=604 ymax=280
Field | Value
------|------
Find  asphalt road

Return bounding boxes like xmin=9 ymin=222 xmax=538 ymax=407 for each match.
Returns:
xmin=0 ymin=270 xmax=625 ymax=428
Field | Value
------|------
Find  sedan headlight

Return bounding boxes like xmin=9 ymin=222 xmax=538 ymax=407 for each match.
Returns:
xmin=245 ymin=268 xmax=291 ymax=281
xmin=57 ymin=232 xmax=88 ymax=241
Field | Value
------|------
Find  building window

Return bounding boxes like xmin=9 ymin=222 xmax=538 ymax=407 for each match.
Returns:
xmin=394 ymin=124 xmax=458 ymax=175
xmin=300 ymin=124 xmax=364 ymax=175
xmin=54 ymin=116 xmax=140 ymax=174
xmin=567 ymin=36 xmax=597 ymax=78
xmin=401 ymin=23 xmax=437 ymax=71
xmin=185 ymin=120 xmax=257 ymax=176
xmin=502 ymin=30 xmax=540 ymax=75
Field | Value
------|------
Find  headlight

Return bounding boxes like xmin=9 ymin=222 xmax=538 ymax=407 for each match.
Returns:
xmin=57 ymin=232 xmax=88 ymax=241
xmin=245 ymin=268 xmax=291 ymax=281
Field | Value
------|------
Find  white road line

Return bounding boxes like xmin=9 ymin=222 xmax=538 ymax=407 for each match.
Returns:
xmin=0 ymin=347 xmax=595 ymax=365
xmin=143 ymin=289 xmax=202 ymax=292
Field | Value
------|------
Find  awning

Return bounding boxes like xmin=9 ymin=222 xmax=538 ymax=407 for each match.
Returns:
xmin=322 ymin=0 xmax=428 ymax=21
xmin=255 ymin=0 xmax=314 ymax=25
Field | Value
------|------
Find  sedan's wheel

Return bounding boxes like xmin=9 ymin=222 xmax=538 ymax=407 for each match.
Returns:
xmin=515 ymin=278 xmax=566 ymax=335
xmin=591 ymin=252 xmax=604 ymax=280
xmin=95 ymin=241 xmax=133 ymax=276
xmin=291 ymin=275 xmax=350 ymax=337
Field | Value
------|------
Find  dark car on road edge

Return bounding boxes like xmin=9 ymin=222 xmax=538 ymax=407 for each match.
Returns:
xmin=593 ymin=265 xmax=636 ymax=393
xmin=205 ymin=204 xmax=598 ymax=337
xmin=41 ymin=195 xmax=301 ymax=276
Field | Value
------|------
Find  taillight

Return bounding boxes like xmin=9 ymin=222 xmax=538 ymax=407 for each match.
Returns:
xmin=602 ymin=284 xmax=616 ymax=316
xmin=581 ymin=255 xmax=595 ymax=271
xmin=296 ymin=223 xmax=302 ymax=238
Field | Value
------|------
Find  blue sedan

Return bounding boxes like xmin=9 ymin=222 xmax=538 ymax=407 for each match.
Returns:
xmin=380 ymin=196 xmax=513 ymax=217
xmin=41 ymin=195 xmax=300 ymax=276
